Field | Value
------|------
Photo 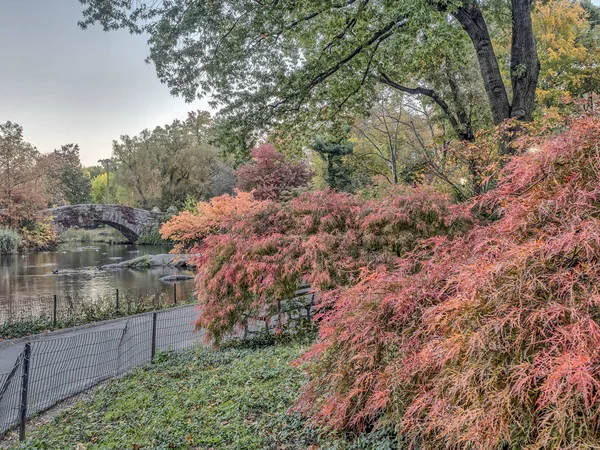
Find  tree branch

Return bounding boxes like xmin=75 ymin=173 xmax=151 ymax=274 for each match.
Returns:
xmin=376 ymin=73 xmax=473 ymax=142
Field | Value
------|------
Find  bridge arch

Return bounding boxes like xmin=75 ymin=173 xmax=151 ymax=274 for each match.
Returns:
xmin=47 ymin=204 xmax=165 ymax=243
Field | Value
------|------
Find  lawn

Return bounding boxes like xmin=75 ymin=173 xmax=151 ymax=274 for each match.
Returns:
xmin=11 ymin=338 xmax=397 ymax=450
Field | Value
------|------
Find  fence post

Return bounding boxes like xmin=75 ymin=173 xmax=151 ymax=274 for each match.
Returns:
xmin=173 ymin=283 xmax=177 ymax=306
xmin=151 ymin=312 xmax=157 ymax=362
xmin=53 ymin=295 xmax=57 ymax=326
xmin=19 ymin=342 xmax=31 ymax=442
xmin=306 ymin=293 xmax=315 ymax=321
xmin=115 ymin=289 xmax=119 ymax=314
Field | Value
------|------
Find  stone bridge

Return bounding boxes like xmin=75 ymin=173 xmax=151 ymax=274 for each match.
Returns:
xmin=47 ymin=204 xmax=165 ymax=243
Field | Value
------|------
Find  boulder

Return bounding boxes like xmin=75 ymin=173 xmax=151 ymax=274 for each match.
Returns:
xmin=102 ymin=254 xmax=198 ymax=270
xmin=159 ymin=275 xmax=195 ymax=282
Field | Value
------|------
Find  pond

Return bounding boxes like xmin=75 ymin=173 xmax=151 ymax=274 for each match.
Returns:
xmin=0 ymin=243 xmax=195 ymax=317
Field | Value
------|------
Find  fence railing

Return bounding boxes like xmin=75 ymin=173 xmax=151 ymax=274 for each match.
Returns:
xmin=0 ymin=282 xmax=196 ymax=331
xmin=0 ymin=287 xmax=314 ymax=441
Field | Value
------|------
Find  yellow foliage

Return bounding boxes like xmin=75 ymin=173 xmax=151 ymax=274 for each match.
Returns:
xmin=492 ymin=0 xmax=598 ymax=107
xmin=533 ymin=0 xmax=591 ymax=105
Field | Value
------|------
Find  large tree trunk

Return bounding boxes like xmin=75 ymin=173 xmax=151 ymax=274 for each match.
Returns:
xmin=509 ymin=0 xmax=540 ymax=121
xmin=452 ymin=1 xmax=511 ymax=125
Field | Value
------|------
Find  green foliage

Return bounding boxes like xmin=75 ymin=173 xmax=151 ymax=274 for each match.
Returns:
xmin=0 ymin=290 xmax=195 ymax=340
xmin=0 ymin=317 xmax=77 ymax=340
xmin=77 ymin=0 xmax=526 ymax=149
xmin=13 ymin=342 xmax=397 ymax=449
xmin=90 ymin=172 xmax=127 ymax=204
xmin=136 ymin=215 xmax=174 ymax=245
xmin=135 ymin=228 xmax=171 ymax=245
xmin=60 ymin=227 xmax=127 ymax=245
xmin=311 ymin=135 xmax=357 ymax=192
xmin=85 ymin=165 xmax=104 ymax=180
xmin=111 ymin=110 xmax=235 ymax=209
xmin=210 ymin=115 xmax=256 ymax=165
xmin=57 ymin=165 xmax=92 ymax=204
xmin=0 ymin=227 xmax=22 ymax=254
xmin=45 ymin=144 xmax=92 ymax=205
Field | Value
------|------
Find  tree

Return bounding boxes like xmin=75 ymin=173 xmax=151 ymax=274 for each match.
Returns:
xmin=111 ymin=110 xmax=236 ymax=209
xmin=79 ymin=0 xmax=539 ymax=146
xmin=91 ymin=172 xmax=123 ymax=204
xmin=351 ymin=88 xmax=501 ymax=198
xmin=311 ymin=136 xmax=356 ymax=192
xmin=85 ymin=165 xmax=104 ymax=180
xmin=236 ymin=144 xmax=313 ymax=200
xmin=492 ymin=0 xmax=600 ymax=109
xmin=0 ymin=121 xmax=58 ymax=249
xmin=45 ymin=144 xmax=92 ymax=205
xmin=57 ymin=165 xmax=93 ymax=204
xmin=297 ymin=115 xmax=600 ymax=449
xmin=0 ymin=121 xmax=45 ymax=227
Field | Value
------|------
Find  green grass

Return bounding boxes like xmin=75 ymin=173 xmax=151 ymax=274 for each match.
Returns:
xmin=136 ymin=228 xmax=171 ymax=246
xmin=60 ymin=228 xmax=129 ymax=245
xmin=11 ymin=340 xmax=397 ymax=450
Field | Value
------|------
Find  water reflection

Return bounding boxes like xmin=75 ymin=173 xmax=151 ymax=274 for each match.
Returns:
xmin=0 ymin=243 xmax=195 ymax=306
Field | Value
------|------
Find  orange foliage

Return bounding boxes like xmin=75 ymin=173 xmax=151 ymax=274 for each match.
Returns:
xmin=160 ymin=190 xmax=260 ymax=253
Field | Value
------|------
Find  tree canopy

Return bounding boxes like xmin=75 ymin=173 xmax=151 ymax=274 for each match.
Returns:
xmin=79 ymin=0 xmax=540 ymax=146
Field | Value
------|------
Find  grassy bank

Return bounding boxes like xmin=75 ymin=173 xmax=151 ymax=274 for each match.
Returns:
xmin=8 ymin=339 xmax=397 ymax=449
xmin=59 ymin=227 xmax=129 ymax=244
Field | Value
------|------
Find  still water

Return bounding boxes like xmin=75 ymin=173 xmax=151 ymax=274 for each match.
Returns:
xmin=0 ymin=243 xmax=194 ymax=306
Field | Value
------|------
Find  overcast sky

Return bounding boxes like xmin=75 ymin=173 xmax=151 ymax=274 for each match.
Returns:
xmin=0 ymin=0 xmax=208 ymax=166
xmin=1 ymin=1 xmax=599 ymax=167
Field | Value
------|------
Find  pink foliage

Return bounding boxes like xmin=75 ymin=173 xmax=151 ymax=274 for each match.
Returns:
xmin=296 ymin=116 xmax=600 ymax=449
xmin=235 ymin=144 xmax=313 ymax=200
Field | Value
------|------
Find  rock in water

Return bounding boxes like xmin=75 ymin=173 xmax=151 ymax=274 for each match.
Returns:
xmin=101 ymin=254 xmax=198 ymax=269
xmin=159 ymin=275 xmax=195 ymax=282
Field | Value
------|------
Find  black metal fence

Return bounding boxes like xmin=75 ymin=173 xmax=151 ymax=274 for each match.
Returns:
xmin=0 ymin=282 xmax=196 ymax=330
xmin=0 ymin=287 xmax=314 ymax=441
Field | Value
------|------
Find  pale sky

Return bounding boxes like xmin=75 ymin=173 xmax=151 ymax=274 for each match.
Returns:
xmin=1 ymin=1 xmax=599 ymax=167
xmin=0 ymin=0 xmax=209 ymax=166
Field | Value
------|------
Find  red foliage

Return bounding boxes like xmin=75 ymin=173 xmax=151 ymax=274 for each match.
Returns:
xmin=235 ymin=144 xmax=313 ymax=200
xmin=295 ymin=116 xmax=600 ymax=449
xmin=164 ymin=185 xmax=472 ymax=343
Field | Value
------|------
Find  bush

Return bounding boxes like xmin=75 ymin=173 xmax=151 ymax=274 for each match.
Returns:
xmin=235 ymin=143 xmax=313 ymax=201
xmin=0 ymin=227 xmax=22 ymax=254
xmin=163 ymin=186 xmax=473 ymax=344
xmin=18 ymin=216 xmax=59 ymax=251
xmin=296 ymin=116 xmax=600 ymax=449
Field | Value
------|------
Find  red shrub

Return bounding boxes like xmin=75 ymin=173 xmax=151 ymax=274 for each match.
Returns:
xmin=296 ymin=116 xmax=600 ymax=449
xmin=162 ymin=185 xmax=472 ymax=343
xmin=235 ymin=144 xmax=313 ymax=200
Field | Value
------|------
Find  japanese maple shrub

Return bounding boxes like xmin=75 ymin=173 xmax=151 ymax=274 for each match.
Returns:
xmin=296 ymin=116 xmax=600 ymax=449
xmin=162 ymin=186 xmax=473 ymax=343
xmin=235 ymin=143 xmax=313 ymax=200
